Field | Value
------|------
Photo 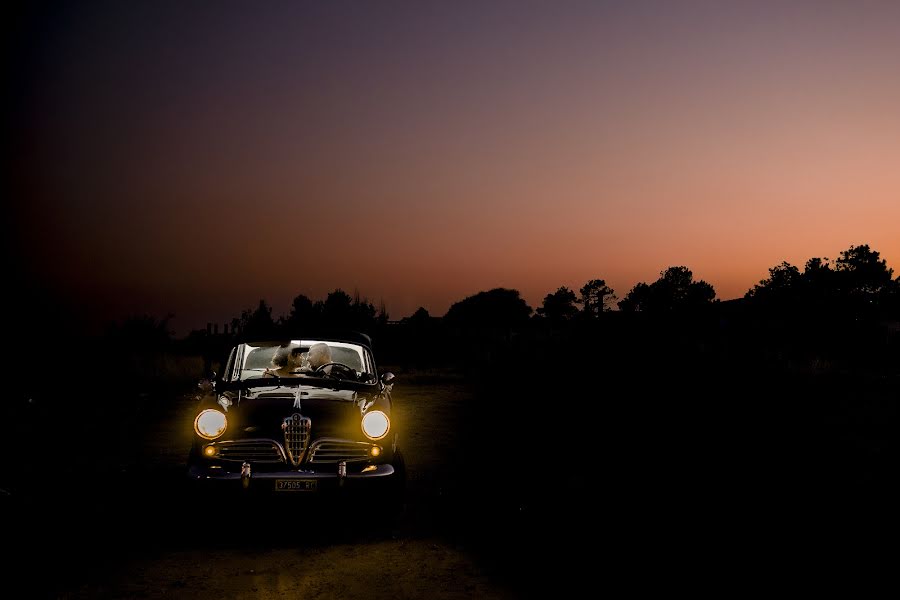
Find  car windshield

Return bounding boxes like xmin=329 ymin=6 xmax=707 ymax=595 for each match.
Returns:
xmin=231 ymin=340 xmax=375 ymax=382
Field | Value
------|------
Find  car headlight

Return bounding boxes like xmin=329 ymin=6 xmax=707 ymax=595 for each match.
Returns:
xmin=195 ymin=409 xmax=227 ymax=440
xmin=361 ymin=410 xmax=390 ymax=440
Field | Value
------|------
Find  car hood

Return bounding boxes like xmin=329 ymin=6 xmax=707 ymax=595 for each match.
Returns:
xmin=229 ymin=385 xmax=368 ymax=441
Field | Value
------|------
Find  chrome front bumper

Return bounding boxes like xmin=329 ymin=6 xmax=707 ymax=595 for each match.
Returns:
xmin=187 ymin=462 xmax=397 ymax=493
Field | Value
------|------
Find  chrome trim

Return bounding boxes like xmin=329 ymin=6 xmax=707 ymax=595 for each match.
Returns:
xmin=208 ymin=439 xmax=286 ymax=463
xmin=308 ymin=438 xmax=374 ymax=464
xmin=283 ymin=413 xmax=312 ymax=466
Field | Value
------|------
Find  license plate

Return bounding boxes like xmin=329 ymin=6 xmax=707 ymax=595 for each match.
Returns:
xmin=275 ymin=479 xmax=317 ymax=492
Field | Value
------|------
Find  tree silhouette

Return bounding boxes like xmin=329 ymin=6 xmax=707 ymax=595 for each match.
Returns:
xmin=578 ymin=279 xmax=617 ymax=317
xmin=537 ymin=287 xmax=579 ymax=322
xmin=885 ymin=275 xmax=900 ymax=318
xmin=619 ymin=266 xmax=716 ymax=312
xmin=404 ymin=306 xmax=432 ymax=325
xmin=350 ymin=290 xmax=377 ymax=332
xmin=282 ymin=293 xmax=315 ymax=330
xmin=835 ymin=244 xmax=894 ymax=296
xmin=802 ymin=257 xmax=837 ymax=309
xmin=232 ymin=299 xmax=276 ymax=337
xmin=394 ymin=306 xmax=440 ymax=367
xmin=444 ymin=288 xmax=533 ymax=328
xmin=745 ymin=261 xmax=803 ymax=307
xmin=617 ymin=282 xmax=651 ymax=313
xmin=321 ymin=289 xmax=353 ymax=325
xmin=745 ymin=245 xmax=897 ymax=319
xmin=803 ymin=257 xmax=831 ymax=279
xmin=304 ymin=288 xmax=381 ymax=334
xmin=376 ymin=300 xmax=390 ymax=326
xmin=746 ymin=257 xmax=841 ymax=315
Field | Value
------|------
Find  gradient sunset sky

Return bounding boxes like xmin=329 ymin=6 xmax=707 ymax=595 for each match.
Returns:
xmin=8 ymin=1 xmax=900 ymax=335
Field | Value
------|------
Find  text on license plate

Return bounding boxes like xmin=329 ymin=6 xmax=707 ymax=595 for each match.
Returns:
xmin=275 ymin=479 xmax=317 ymax=492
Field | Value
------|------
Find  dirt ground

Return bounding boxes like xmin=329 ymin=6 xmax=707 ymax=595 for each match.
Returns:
xmin=6 ymin=373 xmax=559 ymax=599
xmin=5 ymin=367 xmax=898 ymax=598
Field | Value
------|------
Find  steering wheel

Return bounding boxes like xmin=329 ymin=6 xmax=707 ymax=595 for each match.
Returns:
xmin=314 ymin=362 xmax=356 ymax=378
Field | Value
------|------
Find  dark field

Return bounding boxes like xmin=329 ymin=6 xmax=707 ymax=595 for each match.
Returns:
xmin=2 ymin=355 xmax=898 ymax=598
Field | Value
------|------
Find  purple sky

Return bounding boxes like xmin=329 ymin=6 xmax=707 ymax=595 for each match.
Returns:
xmin=8 ymin=1 xmax=900 ymax=336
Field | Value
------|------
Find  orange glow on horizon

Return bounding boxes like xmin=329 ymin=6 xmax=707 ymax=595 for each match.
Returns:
xmin=10 ymin=3 xmax=900 ymax=335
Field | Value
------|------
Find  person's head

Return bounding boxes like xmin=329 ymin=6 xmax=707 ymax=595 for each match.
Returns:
xmin=307 ymin=343 xmax=332 ymax=369
xmin=272 ymin=345 xmax=304 ymax=369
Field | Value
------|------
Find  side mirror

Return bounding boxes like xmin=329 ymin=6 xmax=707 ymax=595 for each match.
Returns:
xmin=380 ymin=372 xmax=395 ymax=386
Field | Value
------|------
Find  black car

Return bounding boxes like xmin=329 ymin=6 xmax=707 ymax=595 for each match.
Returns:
xmin=187 ymin=332 xmax=404 ymax=504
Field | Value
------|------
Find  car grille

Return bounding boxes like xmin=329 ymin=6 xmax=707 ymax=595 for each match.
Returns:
xmin=215 ymin=440 xmax=284 ymax=463
xmin=283 ymin=413 xmax=312 ymax=466
xmin=308 ymin=440 xmax=373 ymax=464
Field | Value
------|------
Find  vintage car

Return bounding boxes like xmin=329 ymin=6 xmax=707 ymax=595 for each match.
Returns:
xmin=187 ymin=332 xmax=404 ymax=504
